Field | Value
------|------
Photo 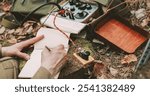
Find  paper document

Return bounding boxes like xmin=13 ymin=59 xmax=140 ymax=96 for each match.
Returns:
xmin=19 ymin=28 xmax=70 ymax=78
xmin=41 ymin=15 xmax=86 ymax=34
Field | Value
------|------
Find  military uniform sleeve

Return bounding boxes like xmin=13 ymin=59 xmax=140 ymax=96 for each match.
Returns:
xmin=32 ymin=67 xmax=53 ymax=79
xmin=0 ymin=45 xmax=2 ymax=58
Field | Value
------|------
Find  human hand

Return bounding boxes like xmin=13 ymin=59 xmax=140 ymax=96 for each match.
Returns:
xmin=41 ymin=45 xmax=67 ymax=76
xmin=1 ymin=35 xmax=44 ymax=60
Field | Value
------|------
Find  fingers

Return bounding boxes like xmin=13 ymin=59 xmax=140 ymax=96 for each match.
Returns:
xmin=42 ymin=44 xmax=66 ymax=61
xmin=41 ymin=44 xmax=67 ymax=75
xmin=16 ymin=51 xmax=30 ymax=60
xmin=55 ymin=44 xmax=65 ymax=50
xmin=18 ymin=35 xmax=44 ymax=48
xmin=42 ymin=46 xmax=51 ymax=58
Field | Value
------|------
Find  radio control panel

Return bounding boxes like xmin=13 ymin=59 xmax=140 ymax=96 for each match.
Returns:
xmin=59 ymin=0 xmax=99 ymax=23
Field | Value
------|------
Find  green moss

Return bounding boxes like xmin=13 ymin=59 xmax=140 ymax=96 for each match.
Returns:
xmin=68 ymin=38 xmax=96 ymax=57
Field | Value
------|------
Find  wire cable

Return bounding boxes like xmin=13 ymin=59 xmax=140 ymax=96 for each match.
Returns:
xmin=21 ymin=2 xmax=61 ymax=25
xmin=53 ymin=10 xmax=76 ymax=46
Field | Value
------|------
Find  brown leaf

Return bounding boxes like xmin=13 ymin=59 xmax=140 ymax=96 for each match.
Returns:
xmin=0 ymin=12 xmax=5 ymax=17
xmin=14 ymin=28 xmax=24 ymax=35
xmin=17 ymin=36 xmax=26 ymax=40
xmin=0 ymin=35 xmax=4 ymax=40
xmin=8 ymin=29 xmax=15 ymax=34
xmin=0 ymin=26 xmax=5 ymax=35
xmin=93 ymin=63 xmax=104 ymax=77
xmin=141 ymin=19 xmax=149 ymax=27
xmin=121 ymin=54 xmax=137 ymax=64
xmin=7 ymin=38 xmax=17 ymax=44
xmin=26 ymin=26 xmax=33 ymax=34
xmin=109 ymin=67 xmax=118 ymax=76
xmin=1 ymin=2 xmax=12 ymax=12
xmin=23 ymin=22 xmax=32 ymax=28
xmin=32 ymin=23 xmax=41 ymax=33
xmin=97 ymin=74 xmax=107 ymax=79
xmin=21 ymin=23 xmax=32 ymax=35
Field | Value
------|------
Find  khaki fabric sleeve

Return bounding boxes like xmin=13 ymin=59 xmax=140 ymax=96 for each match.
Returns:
xmin=0 ymin=57 xmax=19 ymax=79
xmin=32 ymin=67 xmax=52 ymax=79
xmin=0 ymin=45 xmax=2 ymax=58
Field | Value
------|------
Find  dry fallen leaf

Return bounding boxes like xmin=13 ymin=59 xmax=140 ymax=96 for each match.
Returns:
xmin=109 ymin=67 xmax=118 ymax=76
xmin=147 ymin=2 xmax=150 ymax=8
xmin=14 ymin=28 xmax=23 ymax=34
xmin=93 ymin=63 xmax=105 ymax=77
xmin=141 ymin=19 xmax=149 ymax=27
xmin=135 ymin=9 xmax=146 ymax=19
xmin=7 ymin=38 xmax=17 ymax=44
xmin=121 ymin=54 xmax=138 ymax=64
xmin=0 ymin=35 xmax=4 ymax=40
xmin=0 ymin=12 xmax=5 ymax=17
xmin=21 ymin=23 xmax=32 ymax=35
xmin=0 ymin=26 xmax=6 ymax=35
xmin=7 ymin=29 xmax=15 ymax=34
xmin=97 ymin=74 xmax=108 ymax=79
xmin=26 ymin=26 xmax=33 ymax=34
xmin=23 ymin=22 xmax=32 ymax=28
xmin=17 ymin=36 xmax=26 ymax=40
xmin=0 ymin=2 xmax=12 ymax=12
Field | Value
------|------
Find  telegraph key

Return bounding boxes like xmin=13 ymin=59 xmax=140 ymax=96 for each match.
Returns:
xmin=59 ymin=0 xmax=99 ymax=23
xmin=73 ymin=50 xmax=94 ymax=66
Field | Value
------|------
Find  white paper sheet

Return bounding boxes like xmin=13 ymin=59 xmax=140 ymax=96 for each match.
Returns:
xmin=18 ymin=28 xmax=70 ymax=78
xmin=41 ymin=15 xmax=86 ymax=34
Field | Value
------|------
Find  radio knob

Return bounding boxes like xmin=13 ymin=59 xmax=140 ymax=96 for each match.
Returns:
xmin=70 ymin=7 xmax=75 ymax=11
xmin=69 ymin=0 xmax=74 ymax=5
xmin=75 ymin=11 xmax=88 ymax=19
xmin=86 ymin=4 xmax=92 ymax=10
xmin=78 ymin=11 xmax=84 ymax=17
xmin=78 ymin=50 xmax=91 ymax=60
xmin=79 ymin=4 xmax=87 ymax=10
xmin=76 ymin=2 xmax=82 ymax=7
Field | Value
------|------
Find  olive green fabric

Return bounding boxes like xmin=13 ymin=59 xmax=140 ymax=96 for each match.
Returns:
xmin=1 ymin=14 xmax=20 ymax=29
xmin=11 ymin=0 xmax=59 ymax=16
xmin=0 ymin=57 xmax=52 ymax=79
xmin=0 ymin=57 xmax=19 ymax=79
